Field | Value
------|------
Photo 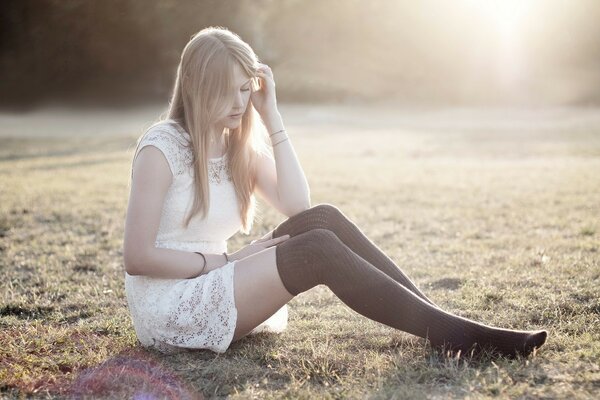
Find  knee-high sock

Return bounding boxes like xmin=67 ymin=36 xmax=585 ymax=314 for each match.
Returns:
xmin=273 ymin=204 xmax=437 ymax=305
xmin=275 ymin=229 xmax=547 ymax=357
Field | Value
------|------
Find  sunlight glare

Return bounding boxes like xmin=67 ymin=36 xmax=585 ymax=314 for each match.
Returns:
xmin=461 ymin=0 xmax=541 ymax=93
xmin=464 ymin=0 xmax=536 ymax=38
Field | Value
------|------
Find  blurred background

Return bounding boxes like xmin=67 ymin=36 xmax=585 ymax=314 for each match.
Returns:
xmin=2 ymin=0 xmax=600 ymax=111
xmin=2 ymin=2 xmax=600 ymax=397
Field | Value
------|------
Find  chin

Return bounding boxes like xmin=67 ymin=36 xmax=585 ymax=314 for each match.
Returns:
xmin=225 ymin=121 xmax=242 ymax=130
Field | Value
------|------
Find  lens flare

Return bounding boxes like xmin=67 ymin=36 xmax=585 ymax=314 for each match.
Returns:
xmin=70 ymin=351 xmax=202 ymax=399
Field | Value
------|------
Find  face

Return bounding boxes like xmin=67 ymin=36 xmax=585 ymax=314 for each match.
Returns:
xmin=214 ymin=62 xmax=253 ymax=132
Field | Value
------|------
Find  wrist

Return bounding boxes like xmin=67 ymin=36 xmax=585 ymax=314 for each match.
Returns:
xmin=225 ymin=251 xmax=237 ymax=262
xmin=203 ymin=253 xmax=227 ymax=272
xmin=263 ymin=110 xmax=283 ymax=133
xmin=193 ymin=252 xmax=207 ymax=277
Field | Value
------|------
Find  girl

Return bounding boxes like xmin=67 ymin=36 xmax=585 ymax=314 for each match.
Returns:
xmin=123 ymin=26 xmax=547 ymax=357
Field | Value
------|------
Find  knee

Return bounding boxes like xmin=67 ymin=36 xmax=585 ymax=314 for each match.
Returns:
xmin=275 ymin=228 xmax=342 ymax=296
xmin=311 ymin=203 xmax=345 ymax=226
xmin=274 ymin=203 xmax=347 ymax=238
xmin=312 ymin=203 xmax=339 ymax=215
xmin=306 ymin=227 xmax=339 ymax=242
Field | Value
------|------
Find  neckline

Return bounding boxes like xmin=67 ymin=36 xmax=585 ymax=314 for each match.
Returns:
xmin=208 ymin=153 xmax=227 ymax=162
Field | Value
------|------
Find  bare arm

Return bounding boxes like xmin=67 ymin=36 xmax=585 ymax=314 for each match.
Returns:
xmin=256 ymin=111 xmax=311 ymax=216
xmin=252 ymin=63 xmax=310 ymax=217
xmin=123 ymin=146 xmax=227 ymax=279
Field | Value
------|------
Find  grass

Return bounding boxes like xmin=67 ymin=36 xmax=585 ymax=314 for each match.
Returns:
xmin=1 ymin=109 xmax=599 ymax=398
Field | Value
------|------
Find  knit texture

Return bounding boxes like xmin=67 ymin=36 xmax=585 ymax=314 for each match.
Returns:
xmin=273 ymin=203 xmax=436 ymax=305
xmin=275 ymin=228 xmax=547 ymax=357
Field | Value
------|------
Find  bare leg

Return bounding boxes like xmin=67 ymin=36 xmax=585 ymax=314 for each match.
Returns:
xmin=231 ymin=246 xmax=293 ymax=342
xmin=230 ymin=227 xmax=547 ymax=357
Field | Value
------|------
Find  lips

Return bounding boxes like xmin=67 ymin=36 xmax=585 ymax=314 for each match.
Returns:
xmin=229 ymin=112 xmax=243 ymax=118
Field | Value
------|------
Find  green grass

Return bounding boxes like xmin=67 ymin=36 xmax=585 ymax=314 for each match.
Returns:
xmin=1 ymin=115 xmax=599 ymax=398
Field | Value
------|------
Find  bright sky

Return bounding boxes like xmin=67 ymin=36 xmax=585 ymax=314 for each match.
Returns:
xmin=463 ymin=0 xmax=539 ymax=89
xmin=464 ymin=0 xmax=537 ymax=37
xmin=398 ymin=0 xmax=599 ymax=104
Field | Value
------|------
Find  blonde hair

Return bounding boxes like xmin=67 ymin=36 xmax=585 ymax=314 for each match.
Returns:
xmin=134 ymin=26 xmax=271 ymax=235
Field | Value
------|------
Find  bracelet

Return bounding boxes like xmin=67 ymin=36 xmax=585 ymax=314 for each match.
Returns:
xmin=194 ymin=251 xmax=207 ymax=276
xmin=223 ymin=252 xmax=229 ymax=263
xmin=270 ymin=132 xmax=288 ymax=146
xmin=272 ymin=136 xmax=289 ymax=147
xmin=269 ymin=129 xmax=286 ymax=137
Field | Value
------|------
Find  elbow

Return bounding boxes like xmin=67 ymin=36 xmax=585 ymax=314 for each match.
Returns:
xmin=286 ymin=198 xmax=311 ymax=217
xmin=123 ymin=254 xmax=140 ymax=275
xmin=123 ymin=246 xmax=150 ymax=276
xmin=300 ymin=192 xmax=311 ymax=211
xmin=299 ymin=199 xmax=311 ymax=212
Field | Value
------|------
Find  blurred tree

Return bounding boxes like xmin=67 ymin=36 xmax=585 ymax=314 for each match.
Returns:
xmin=1 ymin=0 xmax=599 ymax=109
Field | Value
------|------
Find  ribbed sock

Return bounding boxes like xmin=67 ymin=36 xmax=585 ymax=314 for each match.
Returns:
xmin=275 ymin=229 xmax=547 ymax=358
xmin=273 ymin=204 xmax=436 ymax=305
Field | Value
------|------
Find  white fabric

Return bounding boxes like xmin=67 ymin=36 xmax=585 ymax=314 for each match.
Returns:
xmin=125 ymin=119 xmax=288 ymax=354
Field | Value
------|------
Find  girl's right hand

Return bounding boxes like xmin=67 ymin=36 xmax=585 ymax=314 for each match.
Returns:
xmin=229 ymin=234 xmax=291 ymax=261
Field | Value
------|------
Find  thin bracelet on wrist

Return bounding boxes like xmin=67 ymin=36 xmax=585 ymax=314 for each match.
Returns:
xmin=269 ymin=129 xmax=286 ymax=137
xmin=271 ymin=133 xmax=288 ymax=144
xmin=223 ymin=252 xmax=229 ymax=264
xmin=194 ymin=251 xmax=207 ymax=276
xmin=272 ymin=136 xmax=289 ymax=147
xmin=270 ymin=131 xmax=287 ymax=143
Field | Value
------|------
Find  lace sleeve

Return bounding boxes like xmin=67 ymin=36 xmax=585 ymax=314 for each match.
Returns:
xmin=132 ymin=128 xmax=187 ymax=178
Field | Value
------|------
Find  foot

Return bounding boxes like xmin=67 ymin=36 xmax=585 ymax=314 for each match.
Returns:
xmin=435 ymin=329 xmax=548 ymax=358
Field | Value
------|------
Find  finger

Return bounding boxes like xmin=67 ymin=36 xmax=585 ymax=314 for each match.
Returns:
xmin=254 ymin=72 xmax=267 ymax=82
xmin=264 ymin=234 xmax=290 ymax=246
xmin=256 ymin=67 xmax=273 ymax=77
xmin=272 ymin=234 xmax=290 ymax=242
xmin=255 ymin=72 xmax=274 ymax=86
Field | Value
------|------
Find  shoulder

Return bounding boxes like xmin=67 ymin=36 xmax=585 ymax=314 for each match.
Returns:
xmin=134 ymin=120 xmax=192 ymax=177
xmin=140 ymin=119 xmax=191 ymax=148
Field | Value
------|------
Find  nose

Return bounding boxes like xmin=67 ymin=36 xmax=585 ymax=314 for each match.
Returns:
xmin=233 ymin=91 xmax=245 ymax=111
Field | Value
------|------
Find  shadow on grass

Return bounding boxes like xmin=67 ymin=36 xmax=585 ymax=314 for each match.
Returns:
xmin=373 ymin=338 xmax=551 ymax=399
xmin=0 ymin=304 xmax=55 ymax=319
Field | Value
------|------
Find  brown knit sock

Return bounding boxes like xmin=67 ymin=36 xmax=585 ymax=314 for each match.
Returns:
xmin=273 ymin=204 xmax=437 ymax=305
xmin=275 ymin=229 xmax=548 ymax=358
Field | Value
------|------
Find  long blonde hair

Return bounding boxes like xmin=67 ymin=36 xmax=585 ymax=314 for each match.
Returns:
xmin=135 ymin=26 xmax=271 ymax=235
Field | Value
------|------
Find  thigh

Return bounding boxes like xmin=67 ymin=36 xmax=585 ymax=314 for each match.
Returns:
xmin=231 ymin=246 xmax=294 ymax=342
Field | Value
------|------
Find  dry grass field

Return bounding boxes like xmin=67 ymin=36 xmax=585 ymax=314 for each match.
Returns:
xmin=0 ymin=105 xmax=599 ymax=398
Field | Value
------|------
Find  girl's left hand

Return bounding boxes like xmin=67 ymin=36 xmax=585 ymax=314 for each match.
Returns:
xmin=229 ymin=234 xmax=290 ymax=261
xmin=251 ymin=63 xmax=278 ymax=118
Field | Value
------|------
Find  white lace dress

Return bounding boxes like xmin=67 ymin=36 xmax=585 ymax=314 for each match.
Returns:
xmin=124 ymin=119 xmax=288 ymax=354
